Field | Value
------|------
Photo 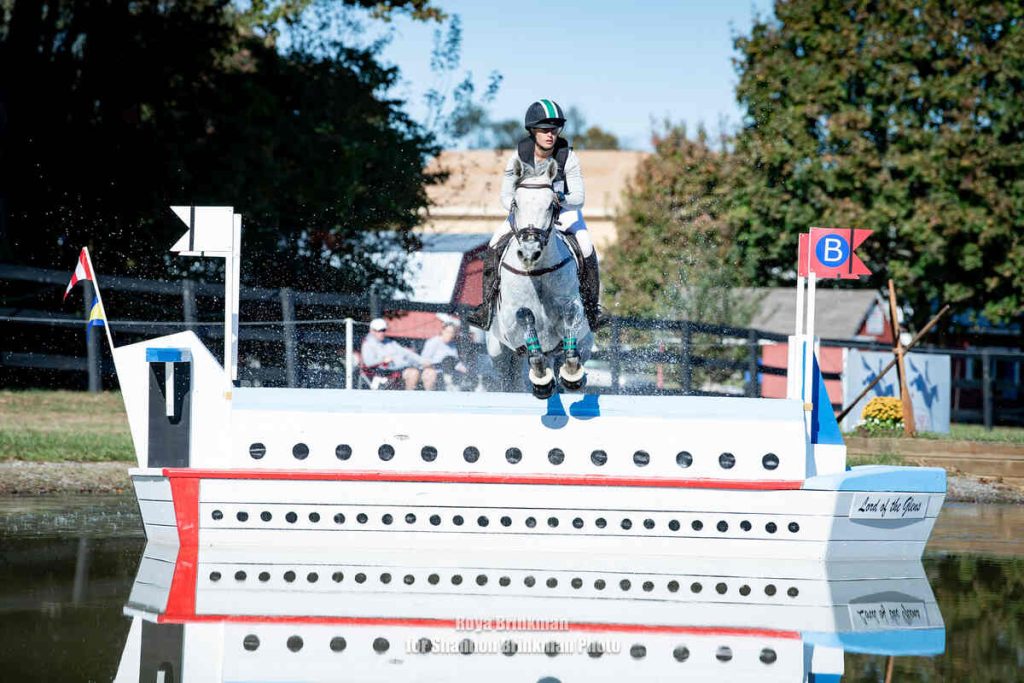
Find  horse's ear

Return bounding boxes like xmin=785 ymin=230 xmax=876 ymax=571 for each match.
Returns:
xmin=545 ymin=158 xmax=558 ymax=180
xmin=511 ymin=157 xmax=524 ymax=179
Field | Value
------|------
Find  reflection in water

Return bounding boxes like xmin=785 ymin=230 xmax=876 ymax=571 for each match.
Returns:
xmin=110 ymin=545 xmax=944 ymax=682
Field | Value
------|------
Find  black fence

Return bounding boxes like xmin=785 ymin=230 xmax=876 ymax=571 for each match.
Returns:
xmin=2 ymin=262 xmax=1020 ymax=427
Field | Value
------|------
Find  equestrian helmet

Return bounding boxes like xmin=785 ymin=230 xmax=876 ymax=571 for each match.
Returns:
xmin=525 ymin=99 xmax=566 ymax=130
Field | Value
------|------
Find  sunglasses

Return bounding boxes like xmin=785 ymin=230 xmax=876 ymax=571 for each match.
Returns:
xmin=532 ymin=127 xmax=562 ymax=136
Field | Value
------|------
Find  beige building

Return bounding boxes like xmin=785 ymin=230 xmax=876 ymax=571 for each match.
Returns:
xmin=422 ymin=149 xmax=649 ymax=250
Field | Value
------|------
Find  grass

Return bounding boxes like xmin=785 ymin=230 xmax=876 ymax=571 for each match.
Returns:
xmin=0 ymin=390 xmax=134 ymax=462
xmin=921 ymin=424 xmax=1024 ymax=445
xmin=847 ymin=452 xmax=906 ymax=467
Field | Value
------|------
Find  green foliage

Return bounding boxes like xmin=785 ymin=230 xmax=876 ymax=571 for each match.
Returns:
xmin=0 ymin=0 xmax=444 ymax=295
xmin=730 ymin=0 xmax=1024 ymax=328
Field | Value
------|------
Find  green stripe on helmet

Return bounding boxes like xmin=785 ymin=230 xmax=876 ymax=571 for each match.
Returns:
xmin=539 ymin=99 xmax=557 ymax=119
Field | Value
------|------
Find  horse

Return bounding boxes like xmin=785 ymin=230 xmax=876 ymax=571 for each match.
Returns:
xmin=485 ymin=158 xmax=593 ymax=399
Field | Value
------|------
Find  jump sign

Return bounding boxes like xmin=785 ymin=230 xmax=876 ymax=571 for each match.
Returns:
xmin=798 ymin=227 xmax=872 ymax=279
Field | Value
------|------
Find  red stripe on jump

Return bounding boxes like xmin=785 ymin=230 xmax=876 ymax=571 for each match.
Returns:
xmin=165 ymin=477 xmax=200 ymax=617
xmin=161 ymin=468 xmax=803 ymax=491
xmin=154 ymin=613 xmax=799 ymax=639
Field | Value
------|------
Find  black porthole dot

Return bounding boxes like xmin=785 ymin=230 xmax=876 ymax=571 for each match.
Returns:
xmin=544 ymin=641 xmax=559 ymax=657
xmin=762 ymin=453 xmax=779 ymax=470
xmin=788 ymin=522 xmax=800 ymax=533
xmin=588 ymin=642 xmax=604 ymax=658
xmin=524 ymin=576 xmax=536 ymax=587
xmin=719 ymin=452 xmax=735 ymax=469
xmin=372 ymin=637 xmax=389 ymax=654
xmin=501 ymin=516 xmax=512 ymax=527
xmin=405 ymin=513 xmax=416 ymax=524
xmin=476 ymin=574 xmax=488 ymax=586
xmin=355 ymin=573 xmax=366 ymax=584
xmin=453 ymin=515 xmax=464 ymax=526
xmin=692 ymin=520 xmax=703 ymax=531
xmin=380 ymin=573 xmax=391 ymax=584
xmin=740 ymin=520 xmax=752 ymax=531
xmin=421 ymin=446 xmax=437 ymax=462
xmin=760 ymin=647 xmax=778 ymax=664
xmin=332 ymin=571 xmax=343 ymax=583
xmin=548 ymin=448 xmax=565 ymax=465
xmin=459 ymin=638 xmax=474 ymax=655
xmin=766 ymin=522 xmax=778 ymax=534
xmin=630 ymin=644 xmax=647 ymax=659
xmin=590 ymin=449 xmax=608 ymax=466
xmin=505 ymin=447 xmax=522 ymax=464
xmin=330 ymin=637 xmax=347 ymax=653
xmin=428 ymin=574 xmax=440 ymax=585
xmin=673 ymin=645 xmax=690 ymax=662
xmin=249 ymin=443 xmax=266 ymax=460
xmin=309 ymin=512 xmax=320 ymax=523
xmin=546 ymin=577 xmax=558 ymax=588
xmin=547 ymin=516 xmax=559 ymax=528
xmin=716 ymin=646 xmax=733 ymax=662
xmin=451 ymin=574 xmax=463 ymax=585
xmin=210 ymin=571 xmax=222 ymax=582
xmin=243 ymin=634 xmax=260 ymax=651
xmin=356 ymin=513 xmax=368 ymax=524
xmin=478 ymin=516 xmax=489 ymax=527
xmin=235 ymin=571 xmax=247 ymax=581
xmin=676 ymin=451 xmax=693 ymax=468
xmin=258 ymin=571 xmax=270 ymax=582
xmin=633 ymin=450 xmax=650 ymax=467
xmin=619 ymin=579 xmax=631 ymax=591
xmin=463 ymin=446 xmax=480 ymax=463
xmin=669 ymin=519 xmax=680 ymax=531
xmin=716 ymin=582 xmax=727 ymax=594
xmin=499 ymin=576 xmax=511 ymax=587
xmin=690 ymin=582 xmax=702 ymax=593
xmin=739 ymin=584 xmax=751 ymax=596
xmin=237 ymin=511 xmax=249 ymax=522
xmin=765 ymin=584 xmax=777 ymax=596
xmin=378 ymin=444 xmax=395 ymax=461
xmin=284 ymin=571 xmax=296 ymax=583
xmin=382 ymin=514 xmax=393 ymax=525
xmin=595 ymin=517 xmax=607 ymax=529
xmin=404 ymin=574 xmax=414 ymax=585
xmin=571 ymin=577 xmax=583 ymax=589
xmin=285 ymin=511 xmax=297 ymax=524
xmin=502 ymin=640 xmax=518 ymax=656
xmin=430 ymin=514 xmax=441 ymax=526
xmin=333 ymin=513 xmax=345 ymax=524
xmin=212 ymin=509 xmax=223 ymax=520
xmin=415 ymin=637 xmax=431 ymax=654
xmin=642 ymin=581 xmax=654 ymax=592
xmin=643 ymin=518 xmax=655 ymax=530
xmin=292 ymin=443 xmax=309 ymax=460
xmin=526 ymin=517 xmax=537 ymax=528
xmin=788 ymin=586 xmax=799 ymax=597
xmin=621 ymin=518 xmax=633 ymax=530
xmin=287 ymin=635 xmax=303 ymax=652
xmin=573 ymin=517 xmax=584 ymax=529
xmin=307 ymin=572 xmax=318 ymax=583
xmin=260 ymin=511 xmax=272 ymax=522
xmin=667 ymin=580 xmax=680 ymax=592
xmin=594 ymin=579 xmax=606 ymax=590
xmin=335 ymin=444 xmax=351 ymax=460
xmin=717 ymin=520 xmax=728 ymax=533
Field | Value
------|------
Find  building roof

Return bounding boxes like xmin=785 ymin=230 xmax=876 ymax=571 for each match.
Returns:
xmin=748 ymin=287 xmax=883 ymax=339
xmin=424 ymin=149 xmax=649 ymax=220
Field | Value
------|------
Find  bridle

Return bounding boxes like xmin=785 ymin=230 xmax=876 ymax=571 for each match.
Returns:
xmin=503 ymin=181 xmax=572 ymax=277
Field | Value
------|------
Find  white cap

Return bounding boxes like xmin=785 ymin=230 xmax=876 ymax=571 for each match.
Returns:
xmin=369 ymin=318 xmax=388 ymax=331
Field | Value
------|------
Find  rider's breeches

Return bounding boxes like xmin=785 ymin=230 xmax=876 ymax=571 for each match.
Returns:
xmin=489 ymin=209 xmax=595 ymax=259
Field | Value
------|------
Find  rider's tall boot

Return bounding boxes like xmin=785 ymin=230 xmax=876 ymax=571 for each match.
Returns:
xmin=580 ymin=253 xmax=607 ymax=331
xmin=466 ymin=245 xmax=501 ymax=329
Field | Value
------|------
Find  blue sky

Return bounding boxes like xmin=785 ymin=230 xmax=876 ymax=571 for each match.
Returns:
xmin=376 ymin=0 xmax=774 ymax=149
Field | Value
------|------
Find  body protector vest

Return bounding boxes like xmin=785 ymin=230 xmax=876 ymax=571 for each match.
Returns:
xmin=517 ymin=137 xmax=571 ymax=196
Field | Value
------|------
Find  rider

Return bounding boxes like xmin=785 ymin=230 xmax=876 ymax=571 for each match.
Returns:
xmin=466 ymin=99 xmax=603 ymax=331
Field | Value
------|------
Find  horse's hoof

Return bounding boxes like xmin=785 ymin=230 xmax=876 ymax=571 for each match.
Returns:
xmin=532 ymin=380 xmax=556 ymax=400
xmin=529 ymin=367 xmax=555 ymax=399
xmin=559 ymin=372 xmax=587 ymax=392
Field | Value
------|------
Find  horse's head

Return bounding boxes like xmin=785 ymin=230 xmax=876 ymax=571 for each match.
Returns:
xmin=510 ymin=158 xmax=559 ymax=267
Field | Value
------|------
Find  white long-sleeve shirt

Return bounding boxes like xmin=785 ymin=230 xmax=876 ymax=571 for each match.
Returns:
xmin=360 ymin=335 xmax=424 ymax=370
xmin=420 ymin=335 xmax=459 ymax=365
xmin=500 ymin=149 xmax=585 ymax=213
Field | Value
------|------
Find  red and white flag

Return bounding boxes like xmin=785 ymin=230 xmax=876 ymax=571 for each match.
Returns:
xmin=63 ymin=248 xmax=94 ymax=300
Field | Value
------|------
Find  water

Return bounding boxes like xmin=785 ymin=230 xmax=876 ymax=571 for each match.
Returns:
xmin=0 ymin=498 xmax=1022 ymax=682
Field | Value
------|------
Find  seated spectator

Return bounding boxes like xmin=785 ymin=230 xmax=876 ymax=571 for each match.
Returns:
xmin=361 ymin=318 xmax=437 ymax=390
xmin=421 ymin=322 xmax=468 ymax=387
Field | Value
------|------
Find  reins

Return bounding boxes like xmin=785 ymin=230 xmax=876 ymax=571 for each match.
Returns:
xmin=506 ymin=180 xmax=563 ymax=277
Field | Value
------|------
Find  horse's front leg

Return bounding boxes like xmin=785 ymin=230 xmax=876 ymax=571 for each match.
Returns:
xmin=516 ymin=307 xmax=555 ymax=399
xmin=556 ymin=298 xmax=587 ymax=392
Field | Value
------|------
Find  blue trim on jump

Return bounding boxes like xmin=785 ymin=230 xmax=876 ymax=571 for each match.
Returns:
xmin=803 ymin=628 xmax=946 ymax=656
xmin=811 ymin=350 xmax=844 ymax=446
xmin=146 ymin=348 xmax=192 ymax=363
xmin=803 ymin=465 xmax=946 ymax=493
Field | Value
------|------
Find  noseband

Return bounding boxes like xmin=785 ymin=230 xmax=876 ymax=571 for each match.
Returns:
xmin=503 ymin=181 xmax=572 ymax=277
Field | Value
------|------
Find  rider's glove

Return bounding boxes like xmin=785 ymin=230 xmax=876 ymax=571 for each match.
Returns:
xmin=556 ymin=191 xmax=566 ymax=204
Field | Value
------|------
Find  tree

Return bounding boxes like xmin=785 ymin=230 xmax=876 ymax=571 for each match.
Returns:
xmin=729 ymin=0 xmax=1024 ymax=328
xmin=0 ymin=0 xmax=446 ymax=296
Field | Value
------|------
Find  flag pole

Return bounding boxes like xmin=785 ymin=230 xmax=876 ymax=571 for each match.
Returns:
xmin=82 ymin=247 xmax=116 ymax=352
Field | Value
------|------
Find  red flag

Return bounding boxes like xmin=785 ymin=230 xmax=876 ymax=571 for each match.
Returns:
xmin=798 ymin=233 xmax=810 ymax=277
xmin=63 ymin=248 xmax=94 ymax=300
xmin=807 ymin=227 xmax=871 ymax=279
